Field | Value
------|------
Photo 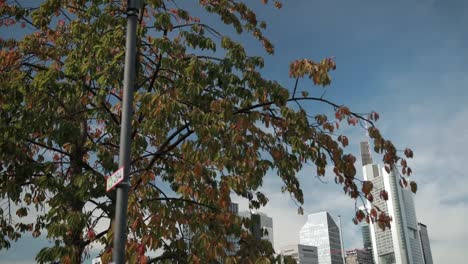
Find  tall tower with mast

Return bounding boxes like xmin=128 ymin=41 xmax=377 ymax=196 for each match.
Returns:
xmin=360 ymin=123 xmax=425 ymax=264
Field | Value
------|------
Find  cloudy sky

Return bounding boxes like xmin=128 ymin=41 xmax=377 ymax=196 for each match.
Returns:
xmin=2 ymin=0 xmax=468 ymax=263
xmin=236 ymin=0 xmax=468 ymax=263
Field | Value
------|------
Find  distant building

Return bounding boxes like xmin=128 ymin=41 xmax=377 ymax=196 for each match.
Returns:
xmin=417 ymin=223 xmax=433 ymax=264
xmin=360 ymin=221 xmax=375 ymax=264
xmin=345 ymin=248 xmax=373 ymax=264
xmin=299 ymin=212 xmax=344 ymax=264
xmin=281 ymin=244 xmax=319 ymax=264
xmin=361 ymin=140 xmax=426 ymax=264
xmin=239 ymin=210 xmax=274 ymax=246
xmin=226 ymin=203 xmax=240 ymax=255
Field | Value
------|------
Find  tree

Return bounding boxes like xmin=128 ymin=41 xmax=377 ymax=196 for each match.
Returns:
xmin=0 ymin=0 xmax=416 ymax=263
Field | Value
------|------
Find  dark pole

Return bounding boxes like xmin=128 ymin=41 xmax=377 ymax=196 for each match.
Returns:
xmin=113 ymin=1 xmax=139 ymax=263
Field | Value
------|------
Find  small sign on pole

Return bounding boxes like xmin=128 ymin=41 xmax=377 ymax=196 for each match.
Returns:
xmin=106 ymin=167 xmax=124 ymax=192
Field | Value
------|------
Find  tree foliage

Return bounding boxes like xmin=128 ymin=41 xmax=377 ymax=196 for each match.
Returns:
xmin=0 ymin=0 xmax=416 ymax=263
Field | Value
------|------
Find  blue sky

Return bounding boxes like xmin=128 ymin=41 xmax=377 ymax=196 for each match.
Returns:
xmin=2 ymin=0 xmax=468 ymax=263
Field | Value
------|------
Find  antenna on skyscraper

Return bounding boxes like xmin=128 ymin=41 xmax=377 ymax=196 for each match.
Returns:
xmin=360 ymin=117 xmax=373 ymax=166
xmin=364 ymin=118 xmax=370 ymax=138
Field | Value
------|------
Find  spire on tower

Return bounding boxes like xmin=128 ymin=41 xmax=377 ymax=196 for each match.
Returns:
xmin=360 ymin=121 xmax=373 ymax=166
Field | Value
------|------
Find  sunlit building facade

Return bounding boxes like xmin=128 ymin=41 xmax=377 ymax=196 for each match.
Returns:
xmin=299 ymin=212 xmax=344 ymax=264
xmin=281 ymin=244 xmax=319 ymax=264
xmin=361 ymin=222 xmax=375 ymax=264
xmin=345 ymin=248 xmax=373 ymax=264
xmin=361 ymin=140 xmax=426 ymax=264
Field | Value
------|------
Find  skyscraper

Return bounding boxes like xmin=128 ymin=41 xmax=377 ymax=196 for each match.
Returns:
xmin=226 ymin=203 xmax=240 ymax=255
xmin=361 ymin=222 xmax=375 ymax=264
xmin=299 ymin=212 xmax=344 ymax=264
xmin=281 ymin=244 xmax=319 ymax=264
xmin=417 ymin=223 xmax=433 ymax=264
xmin=239 ymin=211 xmax=274 ymax=247
xmin=361 ymin=141 xmax=425 ymax=264
xmin=345 ymin=248 xmax=373 ymax=264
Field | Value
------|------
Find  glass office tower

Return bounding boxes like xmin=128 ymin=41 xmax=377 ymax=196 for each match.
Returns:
xmin=361 ymin=140 xmax=426 ymax=264
xmin=417 ymin=223 xmax=433 ymax=264
xmin=299 ymin=212 xmax=344 ymax=264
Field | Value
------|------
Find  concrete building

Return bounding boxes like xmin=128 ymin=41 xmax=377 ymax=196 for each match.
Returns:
xmin=361 ymin=140 xmax=426 ymax=264
xmin=281 ymin=244 xmax=319 ymax=264
xmin=299 ymin=212 xmax=344 ymax=264
xmin=345 ymin=248 xmax=373 ymax=264
xmin=361 ymin=222 xmax=375 ymax=264
xmin=417 ymin=223 xmax=433 ymax=264
xmin=226 ymin=203 xmax=240 ymax=255
xmin=239 ymin=210 xmax=274 ymax=247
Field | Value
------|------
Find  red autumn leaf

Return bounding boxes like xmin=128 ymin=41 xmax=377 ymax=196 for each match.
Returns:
xmin=370 ymin=208 xmax=377 ymax=218
xmin=347 ymin=116 xmax=358 ymax=126
xmin=338 ymin=135 xmax=349 ymax=147
xmin=194 ymin=163 xmax=203 ymax=176
xmin=87 ymin=229 xmax=96 ymax=240
xmin=400 ymin=159 xmax=407 ymax=167
xmin=399 ymin=178 xmax=408 ymax=188
xmin=404 ymin=148 xmax=414 ymax=158
xmin=138 ymin=243 xmax=145 ymax=255
xmin=370 ymin=111 xmax=380 ymax=121
xmin=362 ymin=181 xmax=373 ymax=195
xmin=407 ymin=167 xmax=412 ymax=176
xmin=410 ymin=181 xmax=417 ymax=193
xmin=384 ymin=165 xmax=390 ymax=173
xmin=380 ymin=190 xmax=388 ymax=200
xmin=335 ymin=110 xmax=342 ymax=120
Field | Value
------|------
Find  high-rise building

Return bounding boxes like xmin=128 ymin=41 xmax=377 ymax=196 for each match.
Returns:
xmin=361 ymin=222 xmax=375 ymax=264
xmin=360 ymin=141 xmax=374 ymax=166
xmin=299 ymin=212 xmax=344 ymax=264
xmin=226 ymin=203 xmax=240 ymax=255
xmin=417 ymin=223 xmax=433 ymax=264
xmin=361 ymin=141 xmax=426 ymax=264
xmin=345 ymin=248 xmax=373 ymax=264
xmin=281 ymin=244 xmax=319 ymax=264
xmin=239 ymin=211 xmax=274 ymax=247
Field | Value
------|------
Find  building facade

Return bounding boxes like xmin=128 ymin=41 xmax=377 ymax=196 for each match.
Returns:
xmin=361 ymin=222 xmax=375 ymax=264
xmin=345 ymin=248 xmax=373 ymax=264
xmin=239 ymin=210 xmax=274 ymax=247
xmin=281 ymin=244 xmax=319 ymax=264
xmin=299 ymin=212 xmax=344 ymax=264
xmin=226 ymin=203 xmax=240 ymax=255
xmin=417 ymin=223 xmax=433 ymax=264
xmin=361 ymin=140 xmax=426 ymax=264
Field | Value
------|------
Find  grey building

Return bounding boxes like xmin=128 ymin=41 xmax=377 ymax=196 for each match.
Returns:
xmin=226 ymin=203 xmax=240 ymax=255
xmin=299 ymin=212 xmax=344 ymax=264
xmin=361 ymin=140 xmax=425 ymax=264
xmin=281 ymin=244 xmax=319 ymax=264
xmin=361 ymin=223 xmax=375 ymax=264
xmin=239 ymin=210 xmax=274 ymax=247
xmin=346 ymin=248 xmax=373 ymax=264
xmin=417 ymin=223 xmax=433 ymax=264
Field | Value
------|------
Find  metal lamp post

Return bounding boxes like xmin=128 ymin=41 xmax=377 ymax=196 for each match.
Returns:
xmin=113 ymin=0 xmax=140 ymax=263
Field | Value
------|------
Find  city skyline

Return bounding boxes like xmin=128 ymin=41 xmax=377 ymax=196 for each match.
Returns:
xmin=1 ymin=1 xmax=467 ymax=263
